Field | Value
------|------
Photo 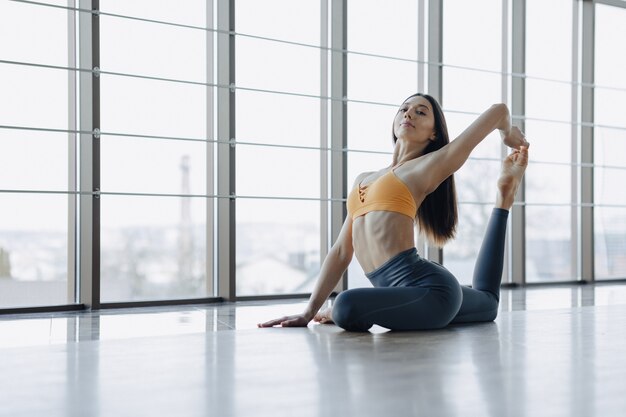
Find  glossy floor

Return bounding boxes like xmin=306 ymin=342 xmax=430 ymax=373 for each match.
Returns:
xmin=1 ymin=284 xmax=626 ymax=417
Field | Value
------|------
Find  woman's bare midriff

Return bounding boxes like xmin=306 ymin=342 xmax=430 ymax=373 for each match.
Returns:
xmin=352 ymin=211 xmax=417 ymax=274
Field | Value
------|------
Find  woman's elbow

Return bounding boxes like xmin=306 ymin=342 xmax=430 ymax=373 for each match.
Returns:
xmin=331 ymin=245 xmax=353 ymax=268
xmin=491 ymin=103 xmax=511 ymax=131
xmin=492 ymin=102 xmax=509 ymax=115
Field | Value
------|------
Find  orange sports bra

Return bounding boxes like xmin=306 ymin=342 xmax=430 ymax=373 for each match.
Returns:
xmin=346 ymin=166 xmax=417 ymax=220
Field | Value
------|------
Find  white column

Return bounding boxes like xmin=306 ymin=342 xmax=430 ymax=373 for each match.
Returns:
xmin=511 ymin=0 xmax=526 ymax=285
xmin=216 ymin=0 xmax=236 ymax=300
xmin=580 ymin=0 xmax=595 ymax=282
xmin=427 ymin=0 xmax=443 ymax=264
xmin=330 ymin=0 xmax=347 ymax=292
xmin=206 ymin=0 xmax=215 ymax=296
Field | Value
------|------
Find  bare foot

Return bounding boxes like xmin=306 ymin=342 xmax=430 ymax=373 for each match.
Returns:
xmin=313 ymin=306 xmax=334 ymax=324
xmin=496 ymin=145 xmax=529 ymax=210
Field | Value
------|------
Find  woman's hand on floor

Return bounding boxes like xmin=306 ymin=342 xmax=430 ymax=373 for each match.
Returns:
xmin=257 ymin=314 xmax=310 ymax=328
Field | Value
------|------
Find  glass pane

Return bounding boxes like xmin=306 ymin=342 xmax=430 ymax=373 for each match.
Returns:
xmin=348 ymin=0 xmax=418 ymax=58
xmin=0 ymin=64 xmax=69 ymax=130
xmin=236 ymin=37 xmax=320 ymax=96
xmin=442 ymin=68 xmax=501 ymax=112
xmin=594 ymin=4 xmax=626 ymax=281
xmin=100 ymin=75 xmax=207 ymax=138
xmin=526 ymin=0 xmax=572 ymax=81
xmin=347 ymin=0 xmax=417 ymax=59
xmin=0 ymin=1 xmax=72 ymax=310
xmin=101 ymin=196 xmax=208 ymax=302
xmin=236 ymin=145 xmax=320 ymax=199
xmin=595 ymin=89 xmax=626 ymax=130
xmin=347 ymin=102 xmax=397 ymax=153
xmin=0 ymin=194 xmax=68 ymax=308
xmin=595 ymin=127 xmax=626 ymax=167
xmin=443 ymin=0 xmax=501 ymax=71
xmin=236 ymin=90 xmax=320 ymax=147
xmin=595 ymin=168 xmax=626 ymax=206
xmin=525 ymin=79 xmax=571 ymax=123
xmin=446 ymin=113 xmax=502 ymax=159
xmin=455 ymin=160 xmax=501 ymax=204
xmin=237 ymin=0 xmax=320 ymax=46
xmin=524 ymin=121 xmax=571 ymax=164
xmin=595 ymin=4 xmax=626 ymax=90
xmin=101 ymin=136 xmax=207 ymax=195
xmin=0 ymin=130 xmax=68 ymax=192
xmin=348 ymin=55 xmax=417 ymax=104
xmin=524 ymin=9 xmax=573 ymax=284
xmin=526 ymin=164 xmax=570 ymax=205
xmin=445 ymin=203 xmax=494 ymax=286
xmin=526 ymin=206 xmax=572 ymax=282
xmin=0 ymin=1 xmax=69 ymax=67
xmin=100 ymin=0 xmax=207 ymax=28
xmin=595 ymin=207 xmax=626 ymax=279
xmin=100 ymin=14 xmax=207 ymax=82
xmin=594 ymin=4 xmax=626 ymax=130
xmin=236 ymin=199 xmax=320 ymax=296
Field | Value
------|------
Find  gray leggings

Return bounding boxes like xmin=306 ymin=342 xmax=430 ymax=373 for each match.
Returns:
xmin=332 ymin=208 xmax=509 ymax=331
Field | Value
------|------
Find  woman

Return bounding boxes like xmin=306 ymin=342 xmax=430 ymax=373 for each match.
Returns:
xmin=258 ymin=93 xmax=529 ymax=331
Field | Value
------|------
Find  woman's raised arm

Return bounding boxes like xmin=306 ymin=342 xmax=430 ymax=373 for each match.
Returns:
xmin=419 ymin=103 xmax=528 ymax=194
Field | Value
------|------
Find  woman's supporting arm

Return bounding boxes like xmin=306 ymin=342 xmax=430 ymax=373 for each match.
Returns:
xmin=257 ymin=194 xmax=357 ymax=327
xmin=301 ymin=219 xmax=354 ymax=321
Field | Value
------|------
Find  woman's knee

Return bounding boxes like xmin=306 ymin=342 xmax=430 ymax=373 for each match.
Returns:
xmin=480 ymin=292 xmax=500 ymax=321
xmin=482 ymin=296 xmax=499 ymax=321
xmin=486 ymin=309 xmax=498 ymax=321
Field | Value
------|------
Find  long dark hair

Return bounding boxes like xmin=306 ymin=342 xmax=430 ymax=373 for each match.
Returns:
xmin=392 ymin=93 xmax=457 ymax=247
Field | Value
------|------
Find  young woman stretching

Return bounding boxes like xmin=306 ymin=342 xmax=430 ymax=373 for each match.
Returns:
xmin=258 ymin=93 xmax=529 ymax=331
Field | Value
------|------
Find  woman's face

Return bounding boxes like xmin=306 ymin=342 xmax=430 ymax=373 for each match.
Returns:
xmin=393 ymin=95 xmax=436 ymax=144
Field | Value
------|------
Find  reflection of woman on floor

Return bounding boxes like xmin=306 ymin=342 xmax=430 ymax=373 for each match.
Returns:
xmin=259 ymin=93 xmax=529 ymax=331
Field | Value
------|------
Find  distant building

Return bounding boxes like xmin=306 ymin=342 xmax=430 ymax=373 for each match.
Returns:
xmin=178 ymin=155 xmax=194 ymax=283
xmin=237 ymin=257 xmax=310 ymax=295
xmin=0 ymin=247 xmax=11 ymax=278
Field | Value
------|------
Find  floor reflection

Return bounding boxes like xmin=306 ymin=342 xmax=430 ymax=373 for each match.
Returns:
xmin=1 ymin=284 xmax=626 ymax=348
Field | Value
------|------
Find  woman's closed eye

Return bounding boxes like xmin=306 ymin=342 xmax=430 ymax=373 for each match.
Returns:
xmin=398 ymin=106 xmax=426 ymax=116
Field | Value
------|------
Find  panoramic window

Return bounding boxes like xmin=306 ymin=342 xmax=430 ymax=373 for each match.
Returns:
xmin=594 ymin=3 xmax=626 ymax=280
xmin=442 ymin=0 xmax=503 ymax=286
xmin=0 ymin=1 xmax=72 ymax=308
xmin=524 ymin=0 xmax=574 ymax=283
xmin=99 ymin=1 xmax=211 ymax=301
xmin=1 ymin=0 xmax=625 ymax=312
xmin=235 ymin=0 xmax=322 ymax=296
